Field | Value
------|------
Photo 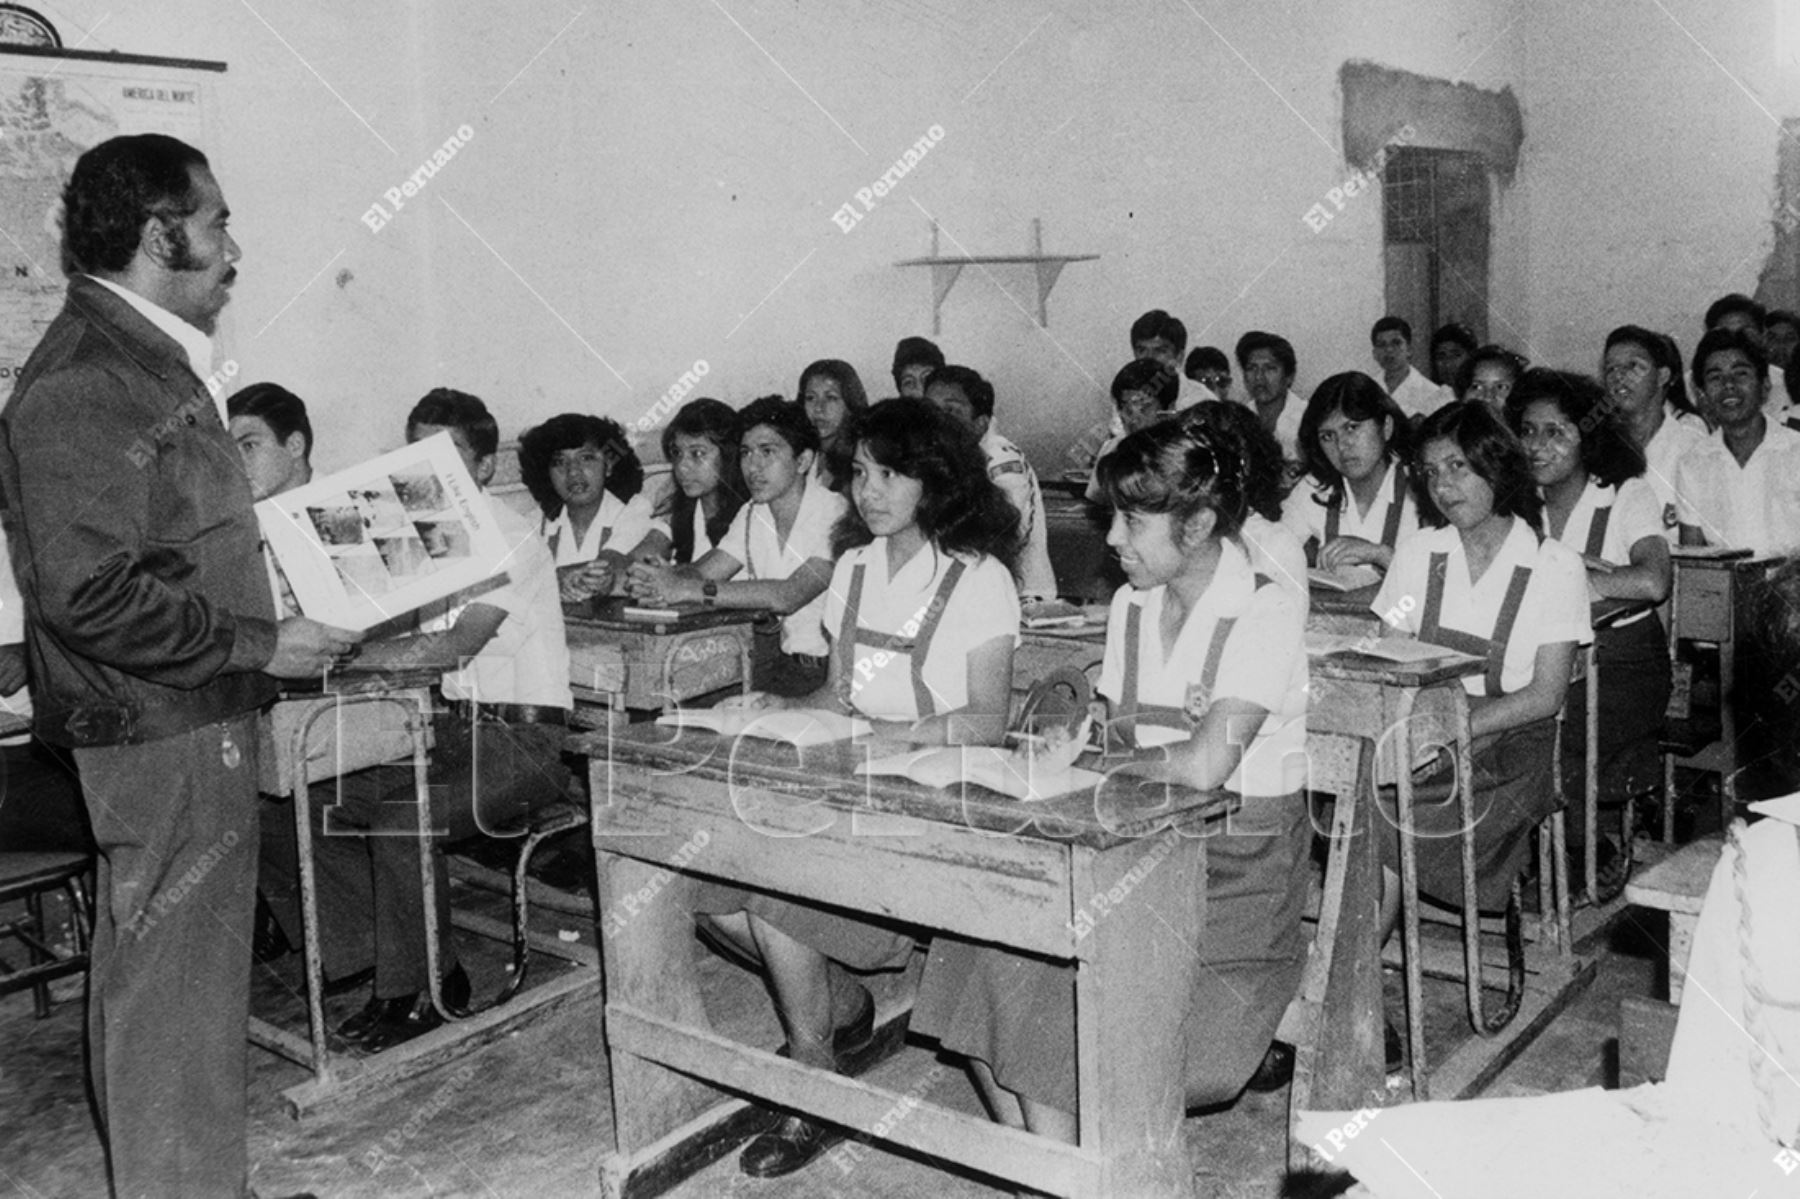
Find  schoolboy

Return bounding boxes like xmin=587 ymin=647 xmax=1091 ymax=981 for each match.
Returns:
xmin=892 ymin=335 xmax=945 ymax=399
xmin=1084 ymin=358 xmax=1179 ymax=503
xmin=1370 ymin=315 xmax=1449 ymax=419
xmin=1235 ymin=330 xmax=1306 ymax=486
xmin=924 ymin=364 xmax=1058 ymax=601
xmin=1675 ymin=328 xmax=1800 ymax=555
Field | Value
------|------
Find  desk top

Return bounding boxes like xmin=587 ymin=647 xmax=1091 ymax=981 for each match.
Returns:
xmin=1308 ymin=581 xmax=1382 ymax=618
xmin=564 ymin=597 xmax=763 ymax=636
xmin=571 ymin=723 xmax=1236 ymax=851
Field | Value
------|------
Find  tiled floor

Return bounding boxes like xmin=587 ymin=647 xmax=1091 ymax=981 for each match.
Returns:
xmin=1 ymin=889 xmax=1666 ymax=1199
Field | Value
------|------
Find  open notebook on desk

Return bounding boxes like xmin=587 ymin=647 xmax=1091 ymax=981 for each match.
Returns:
xmin=858 ymin=746 xmax=1104 ymax=802
xmin=655 ymin=708 xmax=871 ymax=747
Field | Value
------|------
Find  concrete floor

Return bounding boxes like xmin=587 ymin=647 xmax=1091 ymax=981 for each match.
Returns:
xmin=1 ymin=882 xmax=1666 ymax=1199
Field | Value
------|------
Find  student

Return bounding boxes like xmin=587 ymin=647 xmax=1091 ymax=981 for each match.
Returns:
xmin=1457 ymin=345 xmax=1528 ymax=409
xmin=1767 ymin=309 xmax=1800 ymax=375
xmin=1370 ymin=315 xmax=1449 ymax=420
xmin=1289 ymin=371 xmax=1418 ymax=572
xmin=1705 ymin=292 xmax=1788 ymax=417
xmin=891 ymin=335 xmax=945 ymax=399
xmin=695 ymin=398 xmax=1021 ymax=1177
xmin=1130 ymin=307 xmax=1188 ymax=374
xmin=321 ymin=389 xmax=574 ymax=1052
xmin=1429 ymin=321 xmax=1478 ymax=389
xmin=1371 ymin=402 xmax=1588 ymax=1016
xmin=924 ymin=364 xmax=1057 ymax=601
xmin=627 ymin=396 xmax=844 ymax=697
xmin=1186 ymin=397 xmax=1309 ymax=596
xmin=1603 ymin=324 xmax=1706 ymax=534
xmin=1084 ymin=357 xmax=1180 ymax=503
xmin=656 ymin=397 xmax=748 ymax=564
xmin=1185 ymin=344 xmax=1234 ymax=403
xmin=1235 ymin=330 xmax=1306 ymax=486
xmin=518 ymin=413 xmax=668 ymax=601
xmin=227 ymin=381 xmax=313 ymax=500
xmin=798 ymin=358 xmax=869 ymax=491
xmin=915 ymin=407 xmax=1311 ymax=1141
xmin=1675 ymin=327 xmax=1800 ymax=556
xmin=1511 ymin=369 xmax=1670 ymax=896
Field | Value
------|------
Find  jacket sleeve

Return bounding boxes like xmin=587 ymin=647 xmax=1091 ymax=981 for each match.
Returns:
xmin=7 ymin=360 xmax=276 ymax=688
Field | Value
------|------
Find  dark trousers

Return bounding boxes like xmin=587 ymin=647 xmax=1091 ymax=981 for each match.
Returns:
xmin=74 ymin=714 xmax=261 ymax=1199
xmin=310 ymin=710 xmax=571 ymax=997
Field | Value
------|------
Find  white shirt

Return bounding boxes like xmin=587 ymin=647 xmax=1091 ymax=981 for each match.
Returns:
xmin=981 ymin=425 xmax=1057 ymax=601
xmin=1387 ymin=366 xmax=1451 ymax=421
xmin=718 ymin=478 xmax=846 ymax=658
xmin=1373 ymin=519 xmax=1592 ymax=698
xmin=1674 ymin=420 xmax=1800 ymax=556
xmin=1097 ymin=539 xmax=1308 ymax=796
xmin=1283 ymin=460 xmax=1419 ymax=552
xmin=1238 ymin=512 xmax=1309 ymax=601
xmin=90 ymin=275 xmax=215 ymax=405
xmin=821 ymin=541 xmax=1020 ymax=721
xmin=1639 ymin=405 xmax=1709 ymax=538
xmin=688 ymin=503 xmax=718 ymax=560
xmin=1549 ymin=477 xmax=1663 ymax=567
xmin=1238 ymin=391 xmax=1306 ymax=469
xmin=0 ymin=524 xmax=30 ymax=738
xmin=542 ymin=491 xmax=666 ymax=567
xmin=424 ymin=499 xmax=573 ymax=708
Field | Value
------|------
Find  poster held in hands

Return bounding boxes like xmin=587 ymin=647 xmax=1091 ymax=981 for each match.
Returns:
xmin=255 ymin=432 xmax=511 ymax=630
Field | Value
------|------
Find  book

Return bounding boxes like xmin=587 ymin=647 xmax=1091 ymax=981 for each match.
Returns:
xmin=857 ymin=745 xmax=1104 ymax=802
xmin=654 ymin=707 xmax=872 ymax=747
xmin=621 ymin=603 xmax=694 ymax=621
xmin=1308 ymin=564 xmax=1383 ymax=592
xmin=1022 ymin=599 xmax=1087 ymax=628
xmin=255 ymin=433 xmax=511 ymax=631
xmin=1305 ymin=632 xmax=1476 ymax=665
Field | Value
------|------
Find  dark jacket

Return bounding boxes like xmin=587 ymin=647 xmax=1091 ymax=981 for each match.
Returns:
xmin=0 ymin=276 xmax=277 ymax=746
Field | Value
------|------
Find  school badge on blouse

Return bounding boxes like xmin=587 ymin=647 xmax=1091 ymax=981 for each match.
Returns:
xmin=1184 ymin=682 xmax=1212 ymax=719
xmin=1662 ymin=502 xmax=1679 ymax=529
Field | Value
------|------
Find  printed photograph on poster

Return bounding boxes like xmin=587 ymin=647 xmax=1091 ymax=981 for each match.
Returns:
xmin=255 ymin=432 xmax=511 ymax=630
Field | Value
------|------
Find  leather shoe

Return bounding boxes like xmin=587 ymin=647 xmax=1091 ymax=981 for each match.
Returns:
xmin=338 ymin=963 xmax=471 ymax=1050
xmin=252 ymin=892 xmax=293 ymax=963
xmin=1244 ymin=1039 xmax=1295 ymax=1093
xmin=738 ymin=1113 xmax=847 ymax=1178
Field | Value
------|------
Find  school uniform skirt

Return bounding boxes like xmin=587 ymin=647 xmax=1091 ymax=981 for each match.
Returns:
xmin=690 ymin=882 xmax=915 ymax=971
xmin=1559 ymin=615 xmax=1668 ymax=810
xmin=1382 ymin=717 xmax=1557 ymax=912
xmin=909 ymin=791 xmax=1309 ymax=1113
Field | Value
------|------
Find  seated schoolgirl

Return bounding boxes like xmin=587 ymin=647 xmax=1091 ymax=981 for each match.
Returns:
xmin=688 ymin=399 xmax=1022 ymax=1178
xmin=1184 ymin=397 xmax=1309 ymax=595
xmin=1370 ymin=401 xmax=1590 ymax=966
xmin=798 ymin=358 xmax=869 ymax=492
xmin=1457 ymin=344 xmax=1529 ymax=409
xmin=656 ymin=397 xmax=749 ymax=564
xmin=914 ymin=407 xmax=1312 ymax=1143
xmin=626 ymin=396 xmax=845 ymax=697
xmin=1286 ymin=371 xmax=1417 ymax=573
xmin=517 ymin=413 xmax=669 ymax=602
xmin=1509 ymin=368 xmax=1670 ymax=895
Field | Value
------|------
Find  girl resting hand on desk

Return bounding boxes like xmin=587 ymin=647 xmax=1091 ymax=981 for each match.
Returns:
xmin=675 ymin=398 xmax=1023 ymax=1179
xmin=518 ymin=413 xmax=669 ymax=602
xmin=723 ymin=397 xmax=1023 ymax=745
xmin=913 ymin=406 xmax=1312 ymax=1144
xmin=1285 ymin=371 xmax=1419 ymax=574
xmin=1370 ymin=401 xmax=1590 ymax=965
xmin=626 ymin=396 xmax=844 ymax=698
xmin=1511 ymin=368 xmax=1670 ymax=895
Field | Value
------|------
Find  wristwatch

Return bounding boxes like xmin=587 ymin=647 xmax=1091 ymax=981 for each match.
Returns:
xmin=702 ymin=581 xmax=718 ymax=607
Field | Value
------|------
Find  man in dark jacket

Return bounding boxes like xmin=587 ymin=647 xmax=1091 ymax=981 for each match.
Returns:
xmin=0 ymin=133 xmax=357 ymax=1199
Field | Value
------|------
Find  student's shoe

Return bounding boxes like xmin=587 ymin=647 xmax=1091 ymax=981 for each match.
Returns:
xmin=738 ymin=1114 xmax=847 ymax=1178
xmin=1244 ymin=1040 xmax=1296 ymax=1093
xmin=339 ymin=963 xmax=471 ymax=1050
xmin=252 ymin=892 xmax=293 ymax=963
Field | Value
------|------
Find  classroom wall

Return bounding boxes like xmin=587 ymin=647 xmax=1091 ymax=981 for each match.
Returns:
xmin=27 ymin=0 xmax=1800 ymax=475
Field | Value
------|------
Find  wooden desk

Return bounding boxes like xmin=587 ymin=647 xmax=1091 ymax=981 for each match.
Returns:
xmin=575 ymin=724 xmax=1235 ymax=1199
xmin=563 ymin=598 xmax=757 ymax=726
xmin=1625 ymin=834 xmax=1723 ymax=1004
xmin=1307 ymin=582 xmax=1383 ymax=638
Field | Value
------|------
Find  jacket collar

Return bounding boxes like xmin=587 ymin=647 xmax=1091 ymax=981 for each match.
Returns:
xmin=62 ymin=274 xmax=204 ymax=386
